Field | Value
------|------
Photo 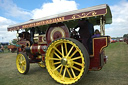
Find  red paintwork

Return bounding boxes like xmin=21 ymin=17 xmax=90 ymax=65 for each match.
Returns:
xmin=89 ymin=37 xmax=108 ymax=70
xmin=29 ymin=44 xmax=47 ymax=63
xmin=53 ymin=31 xmax=62 ymax=40
xmin=31 ymin=44 xmax=38 ymax=54
xmin=31 ymin=44 xmax=46 ymax=55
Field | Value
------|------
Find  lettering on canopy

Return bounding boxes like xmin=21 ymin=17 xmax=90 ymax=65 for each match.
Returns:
xmin=8 ymin=8 xmax=106 ymax=31
xmin=22 ymin=17 xmax=65 ymax=28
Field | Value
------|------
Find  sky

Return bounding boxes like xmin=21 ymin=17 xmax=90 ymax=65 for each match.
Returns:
xmin=0 ymin=0 xmax=128 ymax=42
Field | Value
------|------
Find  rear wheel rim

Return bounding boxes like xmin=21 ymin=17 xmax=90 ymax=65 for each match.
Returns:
xmin=46 ymin=39 xmax=85 ymax=84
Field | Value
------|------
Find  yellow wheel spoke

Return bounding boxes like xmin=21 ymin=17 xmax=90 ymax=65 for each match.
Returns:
xmin=24 ymin=65 xmax=26 ymax=68
xmin=63 ymin=67 xmax=66 ymax=79
xmin=71 ymin=68 xmax=76 ymax=78
xmin=64 ymin=42 xmax=68 ymax=55
xmin=18 ymin=59 xmax=20 ymax=63
xmin=66 ymin=67 xmax=72 ymax=78
xmin=73 ymin=61 xmax=83 ymax=67
xmin=71 ymin=56 xmax=81 ymax=61
xmin=21 ymin=55 xmax=24 ymax=61
xmin=53 ymin=64 xmax=62 ymax=72
xmin=22 ymin=66 xmax=24 ymax=70
xmin=61 ymin=44 xmax=64 ymax=57
xmin=72 ymin=66 xmax=81 ymax=72
xmin=23 ymin=66 xmax=25 ymax=71
xmin=21 ymin=65 xmax=24 ymax=71
xmin=70 ymin=50 xmax=78 ymax=58
xmin=60 ymin=65 xmax=63 ymax=74
xmin=54 ymin=62 xmax=61 ymax=65
xmin=20 ymin=56 xmax=22 ymax=61
xmin=54 ymin=52 xmax=62 ymax=59
xmin=19 ymin=65 xmax=21 ymax=69
xmin=49 ymin=58 xmax=60 ymax=60
xmin=54 ymin=47 xmax=62 ymax=56
xmin=66 ymin=46 xmax=74 ymax=58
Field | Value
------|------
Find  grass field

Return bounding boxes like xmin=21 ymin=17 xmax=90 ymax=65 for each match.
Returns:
xmin=0 ymin=42 xmax=128 ymax=85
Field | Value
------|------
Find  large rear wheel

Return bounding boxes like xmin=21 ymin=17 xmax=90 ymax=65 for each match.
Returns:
xmin=45 ymin=38 xmax=89 ymax=84
xmin=16 ymin=52 xmax=30 ymax=74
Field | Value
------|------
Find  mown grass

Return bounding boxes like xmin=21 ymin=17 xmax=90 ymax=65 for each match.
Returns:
xmin=0 ymin=42 xmax=128 ymax=85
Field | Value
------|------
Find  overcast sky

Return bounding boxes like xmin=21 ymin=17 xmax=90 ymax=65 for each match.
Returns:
xmin=0 ymin=0 xmax=128 ymax=42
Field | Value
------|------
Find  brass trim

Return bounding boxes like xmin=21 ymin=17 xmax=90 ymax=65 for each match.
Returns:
xmin=30 ymin=46 xmax=33 ymax=54
xmin=38 ymin=34 xmax=47 ymax=44
xmin=38 ymin=45 xmax=41 ymax=54
xmin=99 ymin=37 xmax=107 ymax=53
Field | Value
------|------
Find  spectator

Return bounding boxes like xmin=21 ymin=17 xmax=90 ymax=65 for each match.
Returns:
xmin=92 ymin=29 xmax=101 ymax=38
xmin=0 ymin=45 xmax=4 ymax=52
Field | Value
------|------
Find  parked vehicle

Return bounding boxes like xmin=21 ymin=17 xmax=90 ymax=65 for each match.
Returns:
xmin=124 ymin=38 xmax=128 ymax=44
xmin=119 ymin=38 xmax=124 ymax=42
xmin=111 ymin=39 xmax=117 ymax=43
xmin=7 ymin=45 xmax=17 ymax=53
xmin=7 ymin=44 xmax=20 ymax=53
xmin=7 ymin=4 xmax=112 ymax=84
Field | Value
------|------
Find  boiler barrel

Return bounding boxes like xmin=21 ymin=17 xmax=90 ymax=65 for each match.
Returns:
xmin=25 ymin=44 xmax=47 ymax=54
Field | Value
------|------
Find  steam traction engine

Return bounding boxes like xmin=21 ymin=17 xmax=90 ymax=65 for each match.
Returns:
xmin=7 ymin=4 xmax=112 ymax=85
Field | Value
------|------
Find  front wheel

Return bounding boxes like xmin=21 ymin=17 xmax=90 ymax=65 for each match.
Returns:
xmin=45 ymin=38 xmax=89 ymax=85
xmin=16 ymin=52 xmax=30 ymax=74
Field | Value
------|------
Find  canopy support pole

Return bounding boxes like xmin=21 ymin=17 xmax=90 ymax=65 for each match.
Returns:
xmin=100 ymin=16 xmax=105 ymax=36
xmin=103 ymin=20 xmax=105 ymax=35
xmin=17 ymin=30 xmax=19 ymax=41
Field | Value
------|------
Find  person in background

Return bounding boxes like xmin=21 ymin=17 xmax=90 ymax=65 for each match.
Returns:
xmin=0 ymin=45 xmax=4 ymax=52
xmin=92 ymin=29 xmax=101 ymax=38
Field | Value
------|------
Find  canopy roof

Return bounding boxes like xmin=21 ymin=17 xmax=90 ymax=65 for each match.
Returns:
xmin=7 ymin=4 xmax=112 ymax=31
